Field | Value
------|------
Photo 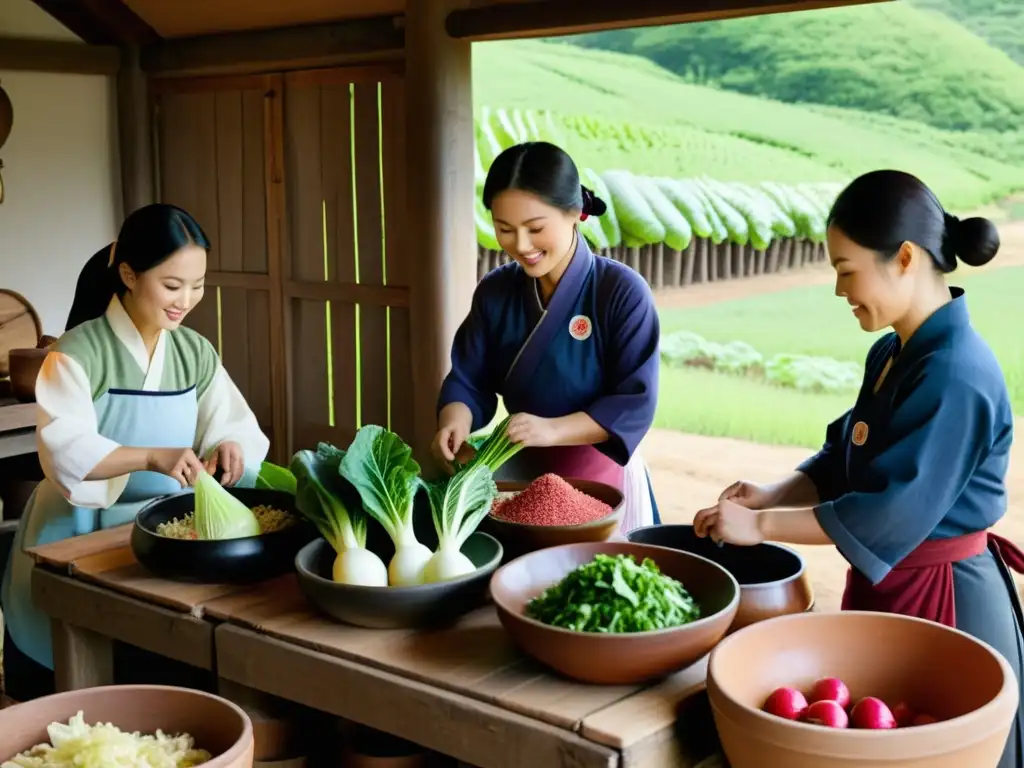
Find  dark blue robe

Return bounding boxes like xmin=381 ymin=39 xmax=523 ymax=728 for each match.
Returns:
xmin=799 ymin=288 xmax=1023 ymax=767
xmin=438 ymin=236 xmax=661 ymax=522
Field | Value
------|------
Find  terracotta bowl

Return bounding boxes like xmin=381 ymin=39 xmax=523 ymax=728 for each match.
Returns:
xmin=707 ymin=611 xmax=1019 ymax=768
xmin=627 ymin=524 xmax=814 ymax=631
xmin=480 ymin=478 xmax=623 ymax=559
xmin=295 ymin=530 xmax=503 ymax=630
xmin=490 ymin=541 xmax=739 ymax=684
xmin=0 ymin=685 xmax=254 ymax=767
xmin=8 ymin=347 xmax=48 ymax=403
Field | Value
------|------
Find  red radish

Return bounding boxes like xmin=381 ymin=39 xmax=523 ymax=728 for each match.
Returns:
xmin=850 ymin=697 xmax=897 ymax=730
xmin=763 ymin=687 xmax=809 ymax=720
xmin=803 ymin=699 xmax=850 ymax=729
xmin=912 ymin=713 xmax=939 ymax=726
xmin=890 ymin=701 xmax=916 ymax=728
xmin=809 ymin=677 xmax=851 ymax=709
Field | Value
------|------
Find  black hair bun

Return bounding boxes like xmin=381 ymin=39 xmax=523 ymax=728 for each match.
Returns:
xmin=581 ymin=185 xmax=607 ymax=218
xmin=946 ymin=212 xmax=1000 ymax=268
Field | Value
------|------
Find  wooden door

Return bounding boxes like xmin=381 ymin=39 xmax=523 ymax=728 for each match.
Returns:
xmin=153 ymin=75 xmax=287 ymax=461
xmin=281 ymin=65 xmax=413 ymax=454
xmin=151 ymin=65 xmax=412 ymax=463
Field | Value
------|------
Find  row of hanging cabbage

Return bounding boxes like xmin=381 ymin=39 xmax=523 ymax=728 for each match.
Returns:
xmin=474 ymin=106 xmax=846 ymax=254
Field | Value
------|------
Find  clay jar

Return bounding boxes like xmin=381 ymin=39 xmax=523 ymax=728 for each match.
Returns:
xmin=0 ymin=685 xmax=254 ymax=767
xmin=627 ymin=524 xmax=813 ymax=631
xmin=707 ymin=611 xmax=1018 ymax=768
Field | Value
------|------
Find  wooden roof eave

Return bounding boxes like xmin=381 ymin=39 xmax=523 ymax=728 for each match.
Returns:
xmin=446 ymin=0 xmax=894 ymax=41
xmin=139 ymin=16 xmax=405 ymax=78
xmin=28 ymin=0 xmax=160 ymax=45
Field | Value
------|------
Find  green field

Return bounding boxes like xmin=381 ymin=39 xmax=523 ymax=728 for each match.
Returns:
xmin=655 ymin=266 xmax=1024 ymax=446
xmin=473 ymin=41 xmax=1024 ymax=211
xmin=913 ymin=0 xmax=1024 ymax=66
xmin=568 ymin=3 xmax=1024 ymax=132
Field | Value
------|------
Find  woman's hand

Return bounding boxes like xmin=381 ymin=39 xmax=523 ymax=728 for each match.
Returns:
xmin=506 ymin=413 xmax=559 ymax=448
xmin=718 ymin=479 xmax=780 ymax=511
xmin=693 ymin=498 xmax=765 ymax=546
xmin=205 ymin=441 xmax=246 ymax=487
xmin=147 ymin=448 xmax=206 ymax=489
xmin=432 ymin=404 xmax=474 ymax=475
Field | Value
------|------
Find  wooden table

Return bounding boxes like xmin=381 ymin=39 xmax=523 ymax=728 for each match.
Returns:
xmin=29 ymin=528 xmax=722 ymax=768
xmin=0 ymin=401 xmax=35 ymax=461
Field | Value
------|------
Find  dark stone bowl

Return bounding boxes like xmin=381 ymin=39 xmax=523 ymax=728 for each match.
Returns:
xmin=132 ymin=488 xmax=315 ymax=584
xmin=295 ymin=526 xmax=503 ymax=630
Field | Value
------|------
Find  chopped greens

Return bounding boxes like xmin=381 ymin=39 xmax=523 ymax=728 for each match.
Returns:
xmin=525 ymin=553 xmax=702 ymax=633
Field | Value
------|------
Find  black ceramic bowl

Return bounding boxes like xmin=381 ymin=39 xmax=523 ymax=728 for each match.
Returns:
xmin=627 ymin=524 xmax=814 ymax=631
xmin=132 ymin=488 xmax=316 ymax=584
xmin=295 ymin=524 xmax=504 ymax=629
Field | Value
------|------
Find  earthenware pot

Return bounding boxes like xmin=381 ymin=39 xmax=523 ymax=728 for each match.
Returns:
xmin=0 ymin=684 xmax=254 ymax=767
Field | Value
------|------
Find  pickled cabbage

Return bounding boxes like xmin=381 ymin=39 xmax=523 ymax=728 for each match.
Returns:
xmin=1 ymin=710 xmax=211 ymax=768
xmin=193 ymin=470 xmax=260 ymax=540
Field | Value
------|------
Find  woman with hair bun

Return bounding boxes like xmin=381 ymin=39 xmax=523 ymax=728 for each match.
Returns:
xmin=2 ymin=203 xmax=269 ymax=701
xmin=695 ymin=170 xmax=1023 ymax=765
xmin=434 ymin=142 xmax=661 ymax=530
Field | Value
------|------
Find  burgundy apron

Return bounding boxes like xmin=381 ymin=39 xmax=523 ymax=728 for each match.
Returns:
xmin=843 ymin=531 xmax=1024 ymax=627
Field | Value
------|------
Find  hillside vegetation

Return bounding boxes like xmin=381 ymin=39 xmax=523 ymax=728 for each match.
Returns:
xmin=567 ymin=3 xmax=1024 ymax=132
xmin=912 ymin=0 xmax=1024 ymax=66
xmin=472 ymin=41 xmax=1024 ymax=211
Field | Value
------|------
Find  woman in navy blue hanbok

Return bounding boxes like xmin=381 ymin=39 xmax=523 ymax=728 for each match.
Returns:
xmin=435 ymin=142 xmax=661 ymax=531
xmin=694 ymin=170 xmax=1024 ymax=767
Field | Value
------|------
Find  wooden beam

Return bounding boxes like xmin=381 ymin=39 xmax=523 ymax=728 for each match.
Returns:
xmin=116 ymin=46 xmax=155 ymax=215
xmin=446 ymin=0 xmax=893 ymax=40
xmin=405 ymin=0 xmax=477 ymax=474
xmin=0 ymin=37 xmax=120 ymax=75
xmin=140 ymin=17 xmax=404 ymax=78
xmin=29 ymin=0 xmax=160 ymax=46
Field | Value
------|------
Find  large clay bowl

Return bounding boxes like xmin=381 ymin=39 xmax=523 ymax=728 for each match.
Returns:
xmin=481 ymin=478 xmax=623 ymax=559
xmin=0 ymin=684 xmax=254 ymax=767
xmin=8 ymin=347 xmax=48 ymax=403
xmin=627 ymin=524 xmax=814 ymax=631
xmin=490 ymin=541 xmax=739 ymax=684
xmin=132 ymin=488 xmax=316 ymax=584
xmin=707 ymin=611 xmax=1018 ymax=768
xmin=295 ymin=531 xmax=503 ymax=630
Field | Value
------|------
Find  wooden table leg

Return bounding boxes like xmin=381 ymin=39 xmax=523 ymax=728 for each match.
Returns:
xmin=51 ymin=618 xmax=114 ymax=691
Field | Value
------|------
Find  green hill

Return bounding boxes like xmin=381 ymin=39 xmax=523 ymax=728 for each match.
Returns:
xmin=912 ymin=0 xmax=1024 ymax=66
xmin=566 ymin=3 xmax=1024 ymax=132
xmin=472 ymin=40 xmax=1024 ymax=211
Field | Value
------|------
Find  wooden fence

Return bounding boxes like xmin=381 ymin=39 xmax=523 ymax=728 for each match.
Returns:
xmin=477 ymin=237 xmax=829 ymax=288
xmin=153 ymin=65 xmax=412 ymax=464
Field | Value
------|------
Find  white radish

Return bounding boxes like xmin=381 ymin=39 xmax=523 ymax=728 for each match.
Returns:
xmin=333 ymin=547 xmax=388 ymax=587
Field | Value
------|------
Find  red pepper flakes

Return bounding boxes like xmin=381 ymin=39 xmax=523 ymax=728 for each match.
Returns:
xmin=491 ymin=473 xmax=613 ymax=526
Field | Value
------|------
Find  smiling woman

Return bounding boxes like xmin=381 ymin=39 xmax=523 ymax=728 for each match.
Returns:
xmin=434 ymin=141 xmax=662 ymax=534
xmin=1 ymin=203 xmax=270 ymax=703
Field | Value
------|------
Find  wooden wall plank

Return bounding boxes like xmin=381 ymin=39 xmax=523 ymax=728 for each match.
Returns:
xmin=389 ymin=307 xmax=415 ymax=445
xmin=320 ymin=84 xmax=359 ymax=441
xmin=214 ymin=91 xmax=252 ymax=400
xmin=353 ymin=82 xmax=388 ymax=430
xmin=379 ymin=78 xmax=408 ymax=287
xmin=242 ymin=91 xmax=270 ymax=275
xmin=242 ymin=89 xmax=274 ymax=442
xmin=380 ymin=76 xmax=412 ymax=442
xmin=284 ymin=84 xmax=331 ymax=450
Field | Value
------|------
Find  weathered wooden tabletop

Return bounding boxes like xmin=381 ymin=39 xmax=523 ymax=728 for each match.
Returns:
xmin=0 ymin=401 xmax=36 ymax=460
xmin=29 ymin=527 xmax=719 ymax=768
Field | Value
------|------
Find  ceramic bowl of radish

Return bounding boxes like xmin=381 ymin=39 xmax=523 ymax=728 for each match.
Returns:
xmin=480 ymin=475 xmax=623 ymax=558
xmin=707 ymin=611 xmax=1019 ymax=768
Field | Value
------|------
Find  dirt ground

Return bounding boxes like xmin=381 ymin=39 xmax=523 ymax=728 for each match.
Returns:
xmin=646 ymin=220 xmax=1024 ymax=612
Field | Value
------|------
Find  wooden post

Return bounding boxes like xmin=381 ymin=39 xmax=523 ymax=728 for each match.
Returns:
xmin=116 ymin=45 xmax=155 ymax=216
xmin=405 ymin=0 xmax=475 ymax=472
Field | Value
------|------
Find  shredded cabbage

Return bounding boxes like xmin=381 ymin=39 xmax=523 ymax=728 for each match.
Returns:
xmin=1 ymin=710 xmax=211 ymax=768
xmin=193 ymin=470 xmax=261 ymax=540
